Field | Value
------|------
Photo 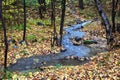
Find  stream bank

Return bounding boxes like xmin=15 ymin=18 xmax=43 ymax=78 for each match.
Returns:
xmin=8 ymin=19 xmax=107 ymax=71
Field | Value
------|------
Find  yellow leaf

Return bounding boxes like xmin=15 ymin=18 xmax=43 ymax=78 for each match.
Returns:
xmin=33 ymin=71 xmax=39 ymax=76
xmin=12 ymin=74 xmax=18 ymax=79
xmin=16 ymin=54 xmax=21 ymax=59
xmin=19 ymin=76 xmax=27 ymax=80
xmin=29 ymin=72 xmax=33 ymax=77
xmin=115 ymin=61 xmax=119 ymax=65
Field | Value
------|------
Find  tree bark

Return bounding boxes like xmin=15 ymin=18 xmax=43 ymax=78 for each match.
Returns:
xmin=94 ymin=0 xmax=113 ymax=44
xmin=51 ymin=0 xmax=58 ymax=46
xmin=78 ymin=0 xmax=84 ymax=9
xmin=23 ymin=0 xmax=26 ymax=41
xmin=0 ymin=0 xmax=8 ymax=72
xmin=59 ymin=0 xmax=66 ymax=46
xmin=111 ymin=0 xmax=119 ymax=33
xmin=38 ymin=0 xmax=46 ymax=19
xmin=112 ymin=0 xmax=116 ymax=32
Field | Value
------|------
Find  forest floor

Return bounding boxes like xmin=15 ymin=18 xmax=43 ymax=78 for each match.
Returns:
xmin=0 ymin=6 xmax=120 ymax=79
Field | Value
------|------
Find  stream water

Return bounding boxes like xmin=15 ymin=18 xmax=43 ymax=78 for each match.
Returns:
xmin=62 ymin=20 xmax=92 ymax=57
xmin=8 ymin=20 xmax=102 ymax=71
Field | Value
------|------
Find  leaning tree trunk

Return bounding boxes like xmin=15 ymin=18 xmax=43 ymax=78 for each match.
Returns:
xmin=0 ymin=0 xmax=8 ymax=72
xmin=94 ymin=0 xmax=113 ymax=44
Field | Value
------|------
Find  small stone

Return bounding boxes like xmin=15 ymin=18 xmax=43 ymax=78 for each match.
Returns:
xmin=75 ymin=37 xmax=82 ymax=42
xmin=70 ymin=55 xmax=74 ymax=59
xmin=37 ymin=22 xmax=44 ymax=26
xmin=32 ymin=39 xmax=37 ymax=43
xmin=72 ymin=40 xmax=80 ymax=45
xmin=60 ymin=47 xmax=67 ymax=52
xmin=64 ymin=56 xmax=70 ymax=60
xmin=13 ymin=45 xmax=18 ymax=49
xmin=85 ymin=57 xmax=90 ymax=60
xmin=41 ymin=61 xmax=46 ymax=65
xmin=75 ymin=19 xmax=83 ymax=24
xmin=93 ymin=18 xmax=99 ymax=21
xmin=81 ymin=57 xmax=85 ymax=61
xmin=74 ymin=56 xmax=78 ymax=60
xmin=77 ymin=57 xmax=82 ymax=61
xmin=8 ymin=39 xmax=16 ymax=44
xmin=81 ymin=26 xmax=84 ymax=28
xmin=39 ymin=67 xmax=44 ymax=71
xmin=19 ymin=40 xmax=26 ymax=45
xmin=73 ymin=42 xmax=81 ymax=46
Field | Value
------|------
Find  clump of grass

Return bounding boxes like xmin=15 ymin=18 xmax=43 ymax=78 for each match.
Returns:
xmin=11 ymin=23 xmax=31 ymax=31
xmin=1 ymin=70 xmax=13 ymax=79
xmin=27 ymin=34 xmax=36 ymax=41
xmin=19 ymin=49 xmax=30 ymax=56
xmin=28 ymin=18 xmax=51 ymax=26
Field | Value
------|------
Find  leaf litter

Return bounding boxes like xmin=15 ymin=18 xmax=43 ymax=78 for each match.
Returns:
xmin=0 ymin=21 xmax=120 ymax=80
xmin=0 ymin=5 xmax=120 ymax=80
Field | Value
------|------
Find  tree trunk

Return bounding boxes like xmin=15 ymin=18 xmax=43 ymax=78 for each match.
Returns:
xmin=111 ymin=0 xmax=116 ymax=32
xmin=78 ymin=0 xmax=84 ymax=9
xmin=23 ymin=0 xmax=26 ymax=41
xmin=117 ymin=23 xmax=120 ymax=33
xmin=38 ymin=0 xmax=46 ymax=19
xmin=0 ymin=0 xmax=8 ymax=72
xmin=59 ymin=0 xmax=66 ymax=46
xmin=94 ymin=0 xmax=113 ymax=44
xmin=51 ymin=0 xmax=58 ymax=46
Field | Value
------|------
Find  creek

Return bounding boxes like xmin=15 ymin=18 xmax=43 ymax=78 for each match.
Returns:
xmin=8 ymin=20 xmax=106 ymax=71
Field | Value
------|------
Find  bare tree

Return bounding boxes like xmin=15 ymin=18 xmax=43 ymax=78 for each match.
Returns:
xmin=111 ymin=0 xmax=119 ymax=32
xmin=94 ymin=0 xmax=113 ymax=44
xmin=78 ymin=0 xmax=84 ymax=9
xmin=0 ymin=0 xmax=8 ymax=72
xmin=59 ymin=0 xmax=66 ymax=46
xmin=23 ymin=0 xmax=26 ymax=41
xmin=38 ymin=0 xmax=46 ymax=19
xmin=51 ymin=0 xmax=59 ymax=46
xmin=112 ymin=0 xmax=116 ymax=32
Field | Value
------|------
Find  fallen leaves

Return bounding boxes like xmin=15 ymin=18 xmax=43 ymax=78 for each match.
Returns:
xmin=0 ymin=25 xmax=61 ymax=67
xmin=0 ymin=3 xmax=120 ymax=79
xmin=28 ymin=49 xmax=119 ymax=80
xmin=1 ymin=47 xmax=120 ymax=79
xmin=1 ymin=33 xmax=120 ymax=80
